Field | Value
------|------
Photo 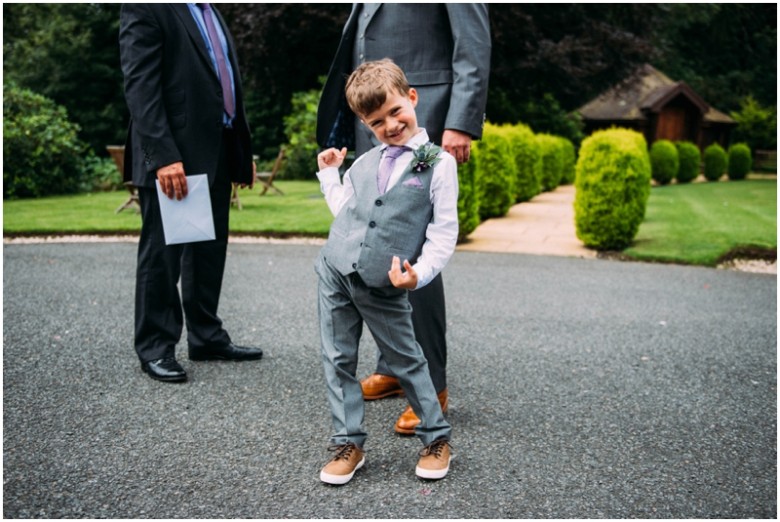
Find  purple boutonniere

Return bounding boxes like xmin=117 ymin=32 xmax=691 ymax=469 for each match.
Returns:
xmin=409 ymin=143 xmax=442 ymax=172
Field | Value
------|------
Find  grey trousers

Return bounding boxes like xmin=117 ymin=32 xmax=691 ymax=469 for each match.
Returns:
xmin=316 ymin=256 xmax=451 ymax=448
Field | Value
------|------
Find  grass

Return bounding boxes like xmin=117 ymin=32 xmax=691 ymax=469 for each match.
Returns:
xmin=3 ymin=177 xmax=776 ymax=267
xmin=624 ymin=178 xmax=776 ymax=266
xmin=2 ymin=180 xmax=334 ymax=237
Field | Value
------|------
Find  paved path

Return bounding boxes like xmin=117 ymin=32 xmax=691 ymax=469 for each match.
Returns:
xmin=457 ymin=185 xmax=597 ymax=258
xmin=3 ymin=241 xmax=776 ymax=518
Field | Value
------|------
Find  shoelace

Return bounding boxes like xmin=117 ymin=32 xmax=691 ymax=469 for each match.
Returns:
xmin=327 ymin=442 xmax=358 ymax=461
xmin=419 ymin=438 xmax=451 ymax=457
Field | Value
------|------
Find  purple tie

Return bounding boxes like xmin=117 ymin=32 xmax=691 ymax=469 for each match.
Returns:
xmin=377 ymin=146 xmax=407 ymax=194
xmin=198 ymin=3 xmax=235 ymax=118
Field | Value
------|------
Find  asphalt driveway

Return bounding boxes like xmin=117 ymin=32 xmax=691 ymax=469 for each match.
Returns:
xmin=3 ymin=242 xmax=776 ymax=518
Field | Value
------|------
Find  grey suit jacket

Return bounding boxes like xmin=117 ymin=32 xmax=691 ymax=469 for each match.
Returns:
xmin=317 ymin=3 xmax=491 ymax=154
xmin=119 ymin=4 xmax=253 ymax=188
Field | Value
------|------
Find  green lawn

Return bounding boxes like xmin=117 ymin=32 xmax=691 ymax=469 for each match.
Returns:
xmin=3 ymin=178 xmax=776 ymax=267
xmin=624 ymin=179 xmax=776 ymax=265
xmin=2 ymin=180 xmax=334 ymax=237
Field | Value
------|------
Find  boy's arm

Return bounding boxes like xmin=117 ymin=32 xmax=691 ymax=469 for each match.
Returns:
xmin=316 ymin=147 xmax=353 ymax=217
xmin=408 ymin=153 xmax=460 ymax=289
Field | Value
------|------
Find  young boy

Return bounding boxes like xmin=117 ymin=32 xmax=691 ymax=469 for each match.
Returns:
xmin=315 ymin=59 xmax=459 ymax=485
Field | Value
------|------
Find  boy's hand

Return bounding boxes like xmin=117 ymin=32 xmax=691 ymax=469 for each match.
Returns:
xmin=388 ymin=256 xmax=418 ymax=289
xmin=318 ymin=147 xmax=348 ymax=171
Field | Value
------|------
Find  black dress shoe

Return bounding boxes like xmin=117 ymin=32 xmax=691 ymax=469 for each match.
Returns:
xmin=141 ymin=357 xmax=187 ymax=383
xmin=189 ymin=343 xmax=263 ymax=361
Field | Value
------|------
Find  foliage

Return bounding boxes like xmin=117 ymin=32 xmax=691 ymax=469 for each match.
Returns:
xmin=702 ymin=143 xmax=727 ymax=181
xmin=513 ymin=93 xmax=585 ymax=146
xmin=574 ymin=128 xmax=651 ymax=250
xmin=503 ymin=123 xmax=542 ymax=202
xmin=82 ymin=155 xmax=124 ymax=192
xmin=3 ymin=4 xmax=125 ymax=154
xmin=675 ymin=141 xmax=701 ymax=183
xmin=729 ymin=96 xmax=777 ymax=151
xmin=652 ymin=4 xmax=776 ymax=112
xmin=649 ymin=139 xmax=679 ymax=185
xmin=3 ymin=84 xmax=89 ymax=199
xmin=474 ymin=123 xmax=517 ymax=219
xmin=536 ymin=133 xmax=565 ymax=192
xmin=281 ymin=84 xmax=321 ymax=179
xmin=456 ymin=152 xmax=481 ymax=241
xmin=219 ymin=4 xmax=350 ymax=161
xmin=727 ymin=143 xmax=752 ymax=181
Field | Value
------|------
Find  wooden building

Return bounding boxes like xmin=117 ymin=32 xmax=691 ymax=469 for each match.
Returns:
xmin=577 ymin=64 xmax=736 ymax=149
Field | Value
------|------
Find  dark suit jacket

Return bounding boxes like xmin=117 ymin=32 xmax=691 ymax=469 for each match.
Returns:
xmin=119 ymin=4 xmax=253 ymax=188
xmin=317 ymin=3 xmax=491 ymax=153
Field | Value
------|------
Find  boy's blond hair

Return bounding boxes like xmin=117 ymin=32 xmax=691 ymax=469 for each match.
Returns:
xmin=345 ymin=59 xmax=411 ymax=118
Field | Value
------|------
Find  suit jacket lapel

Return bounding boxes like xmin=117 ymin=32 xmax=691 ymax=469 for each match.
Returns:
xmin=171 ymin=4 xmax=219 ymax=81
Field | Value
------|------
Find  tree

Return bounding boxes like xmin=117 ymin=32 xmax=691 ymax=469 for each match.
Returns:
xmin=3 ymin=4 xmax=126 ymax=154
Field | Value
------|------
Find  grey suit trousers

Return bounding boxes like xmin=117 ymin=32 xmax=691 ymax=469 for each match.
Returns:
xmin=316 ymin=256 xmax=451 ymax=448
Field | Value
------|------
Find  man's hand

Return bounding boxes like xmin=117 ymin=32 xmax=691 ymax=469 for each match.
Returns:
xmin=318 ymin=147 xmax=348 ymax=171
xmin=388 ymin=256 xmax=418 ymax=289
xmin=156 ymin=161 xmax=188 ymax=200
xmin=442 ymin=129 xmax=472 ymax=164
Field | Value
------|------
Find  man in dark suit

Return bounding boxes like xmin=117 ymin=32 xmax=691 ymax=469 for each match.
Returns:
xmin=316 ymin=3 xmax=491 ymax=433
xmin=119 ymin=3 xmax=263 ymax=383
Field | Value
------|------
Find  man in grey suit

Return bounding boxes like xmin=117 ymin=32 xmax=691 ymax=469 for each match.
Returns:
xmin=120 ymin=4 xmax=263 ymax=383
xmin=316 ymin=3 xmax=491 ymax=434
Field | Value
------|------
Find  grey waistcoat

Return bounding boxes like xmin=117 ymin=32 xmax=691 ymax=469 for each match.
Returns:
xmin=321 ymin=145 xmax=435 ymax=288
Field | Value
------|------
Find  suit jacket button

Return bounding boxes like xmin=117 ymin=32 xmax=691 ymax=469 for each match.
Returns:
xmin=369 ymin=221 xmax=376 ymax=228
xmin=352 ymin=263 xmax=357 ymax=269
xmin=375 ymin=199 xmax=383 ymax=206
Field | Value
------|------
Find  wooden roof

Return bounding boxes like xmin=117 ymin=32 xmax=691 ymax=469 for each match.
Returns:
xmin=577 ymin=64 xmax=735 ymax=124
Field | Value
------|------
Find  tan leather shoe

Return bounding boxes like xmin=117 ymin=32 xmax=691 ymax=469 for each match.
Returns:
xmin=320 ymin=442 xmax=365 ymax=485
xmin=360 ymin=373 xmax=404 ymax=400
xmin=416 ymin=438 xmax=452 ymax=480
xmin=394 ymin=388 xmax=449 ymax=435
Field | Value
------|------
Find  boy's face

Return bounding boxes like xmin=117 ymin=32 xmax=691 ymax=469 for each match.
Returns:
xmin=359 ymin=88 xmax=419 ymax=147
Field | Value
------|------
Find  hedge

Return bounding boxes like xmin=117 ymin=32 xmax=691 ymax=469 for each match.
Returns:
xmin=536 ymin=133 xmax=565 ymax=192
xmin=703 ymin=143 xmax=727 ymax=181
xmin=675 ymin=141 xmax=700 ymax=183
xmin=727 ymin=143 xmax=752 ymax=180
xmin=559 ymin=137 xmax=577 ymax=185
xmin=474 ymin=123 xmax=517 ymax=219
xmin=649 ymin=139 xmax=678 ymax=185
xmin=503 ymin=123 xmax=542 ymax=202
xmin=457 ymin=147 xmax=481 ymax=241
xmin=574 ymin=128 xmax=651 ymax=250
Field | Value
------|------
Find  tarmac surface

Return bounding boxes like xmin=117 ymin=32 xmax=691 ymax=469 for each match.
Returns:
xmin=3 ymin=237 xmax=777 ymax=518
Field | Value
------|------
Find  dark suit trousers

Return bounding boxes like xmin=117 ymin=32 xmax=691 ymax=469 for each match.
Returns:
xmin=376 ymin=273 xmax=448 ymax=393
xmin=133 ymin=133 xmax=234 ymax=363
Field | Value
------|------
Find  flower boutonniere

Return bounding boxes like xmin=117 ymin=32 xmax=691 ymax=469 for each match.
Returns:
xmin=409 ymin=143 xmax=442 ymax=173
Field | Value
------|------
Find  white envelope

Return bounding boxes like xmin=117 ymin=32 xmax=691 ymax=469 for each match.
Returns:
xmin=155 ymin=174 xmax=216 ymax=245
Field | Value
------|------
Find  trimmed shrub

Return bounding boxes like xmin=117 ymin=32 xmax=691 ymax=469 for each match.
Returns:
xmin=559 ymin=137 xmax=577 ymax=185
xmin=536 ymin=133 xmax=565 ymax=192
xmin=3 ymin=83 xmax=88 ymax=199
xmin=649 ymin=139 xmax=679 ymax=185
xmin=503 ymin=123 xmax=542 ymax=202
xmin=702 ymin=143 xmax=727 ymax=181
xmin=474 ymin=123 xmax=516 ymax=219
xmin=675 ymin=141 xmax=700 ymax=183
xmin=574 ymin=128 xmax=651 ymax=251
xmin=727 ymin=143 xmax=752 ymax=180
xmin=456 ymin=148 xmax=481 ymax=241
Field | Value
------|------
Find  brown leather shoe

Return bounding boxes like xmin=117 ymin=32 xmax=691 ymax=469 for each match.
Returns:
xmin=394 ymin=388 xmax=449 ymax=435
xmin=360 ymin=373 xmax=404 ymax=400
